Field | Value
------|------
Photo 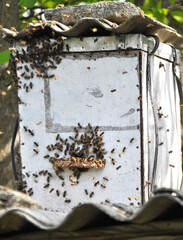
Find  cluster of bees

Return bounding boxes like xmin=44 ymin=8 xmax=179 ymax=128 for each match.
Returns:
xmin=10 ymin=34 xmax=64 ymax=95
xmin=44 ymin=123 xmax=107 ymax=179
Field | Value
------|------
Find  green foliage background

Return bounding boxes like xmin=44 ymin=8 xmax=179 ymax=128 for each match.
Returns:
xmin=0 ymin=0 xmax=183 ymax=63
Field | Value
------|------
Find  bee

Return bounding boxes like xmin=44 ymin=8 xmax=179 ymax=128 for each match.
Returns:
xmin=100 ymin=132 xmax=104 ymax=137
xmin=116 ymin=165 xmax=121 ymax=170
xmin=169 ymin=150 xmax=173 ymax=154
xmin=48 ymin=75 xmax=55 ymax=79
xmin=22 ymin=183 xmax=27 ymax=189
xmin=62 ymin=182 xmax=65 ymax=187
xmin=44 ymin=155 xmax=50 ymax=159
xmin=59 ymin=175 xmax=64 ymax=180
xmin=50 ymin=188 xmax=54 ymax=193
xmin=101 ymin=184 xmax=106 ymax=188
xmin=158 ymin=113 xmax=163 ymax=118
xmin=111 ymin=158 xmax=115 ymax=165
xmin=130 ymin=138 xmax=134 ymax=143
xmin=21 ymin=72 xmax=25 ymax=77
xmin=159 ymin=142 xmax=163 ymax=146
xmin=94 ymin=181 xmax=99 ymax=186
xmin=47 ymin=176 xmax=50 ymax=183
xmin=18 ymin=97 xmax=24 ymax=105
xmin=28 ymin=188 xmax=32 ymax=193
xmin=85 ymin=189 xmax=88 ymax=195
xmin=103 ymin=177 xmax=109 ymax=181
xmin=28 ymin=129 xmax=34 ymax=136
xmin=78 ymin=123 xmax=82 ymax=128
xmin=65 ymin=199 xmax=71 ymax=203
xmin=30 ymin=64 xmax=34 ymax=69
xmin=56 ymin=134 xmax=60 ymax=141
xmin=25 ymin=86 xmax=29 ymax=92
xmin=33 ymin=142 xmax=39 ymax=147
xmin=105 ymin=200 xmax=110 ymax=203
xmin=46 ymin=145 xmax=52 ymax=151
xmin=44 ymin=184 xmax=50 ymax=188
xmin=33 ymin=149 xmax=39 ymax=154
xmin=169 ymin=164 xmax=175 ymax=168
xmin=24 ymin=65 xmax=29 ymax=72
xmin=74 ymin=127 xmax=78 ymax=133
xmin=88 ymin=123 xmax=92 ymax=129
xmin=138 ymin=95 xmax=142 ymax=100
xmin=111 ymin=89 xmax=116 ymax=92
xmin=63 ymin=191 xmax=67 ymax=197
xmin=119 ymin=153 xmax=122 ymax=157
xmin=39 ymin=170 xmax=44 ymax=175
xmin=94 ymin=126 xmax=98 ymax=132
xmin=56 ymin=190 xmax=60 ymax=196
xmin=48 ymin=173 xmax=53 ymax=177
xmin=89 ymin=192 xmax=94 ymax=198
xmin=25 ymin=172 xmax=30 ymax=177
xmin=159 ymin=62 xmax=165 ymax=71
xmin=56 ymin=58 xmax=61 ymax=64
xmin=122 ymin=147 xmax=126 ymax=152
xmin=32 ymin=173 xmax=38 ymax=177
xmin=69 ymin=136 xmax=75 ymax=141
xmin=29 ymin=192 xmax=33 ymax=196
xmin=30 ymin=82 xmax=33 ymax=89
xmin=23 ymin=126 xmax=28 ymax=132
xmin=17 ymin=66 xmax=23 ymax=70
xmin=50 ymin=65 xmax=57 ymax=69
xmin=35 ymin=70 xmax=41 ymax=76
xmin=111 ymin=148 xmax=115 ymax=153
xmin=117 ymin=139 xmax=120 ymax=142
xmin=66 ymin=44 xmax=70 ymax=51
xmin=54 ymin=153 xmax=59 ymax=158
xmin=146 ymin=181 xmax=152 ymax=185
xmin=31 ymin=72 xmax=34 ymax=78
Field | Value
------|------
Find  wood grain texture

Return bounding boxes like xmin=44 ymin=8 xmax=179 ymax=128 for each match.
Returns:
xmin=0 ymin=0 xmax=20 ymax=188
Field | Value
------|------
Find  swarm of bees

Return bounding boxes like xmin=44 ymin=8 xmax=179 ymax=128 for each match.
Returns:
xmin=10 ymin=34 xmax=63 ymax=95
xmin=45 ymin=123 xmax=107 ymax=179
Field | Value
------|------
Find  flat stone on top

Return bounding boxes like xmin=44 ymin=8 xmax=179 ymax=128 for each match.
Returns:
xmin=45 ymin=2 xmax=142 ymax=26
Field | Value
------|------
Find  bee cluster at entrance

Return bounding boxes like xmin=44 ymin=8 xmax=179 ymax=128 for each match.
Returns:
xmin=45 ymin=123 xmax=107 ymax=180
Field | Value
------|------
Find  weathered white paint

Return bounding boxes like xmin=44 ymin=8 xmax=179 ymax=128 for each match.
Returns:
xmin=16 ymin=34 xmax=182 ymax=213
xmin=59 ymin=34 xmax=180 ymax=62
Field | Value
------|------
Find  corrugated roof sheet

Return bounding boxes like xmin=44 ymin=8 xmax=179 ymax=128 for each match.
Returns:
xmin=1 ymin=186 xmax=183 ymax=238
xmin=1 ymin=2 xmax=183 ymax=49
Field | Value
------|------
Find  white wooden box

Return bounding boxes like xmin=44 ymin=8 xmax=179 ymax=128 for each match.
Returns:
xmin=16 ymin=34 xmax=182 ymax=213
